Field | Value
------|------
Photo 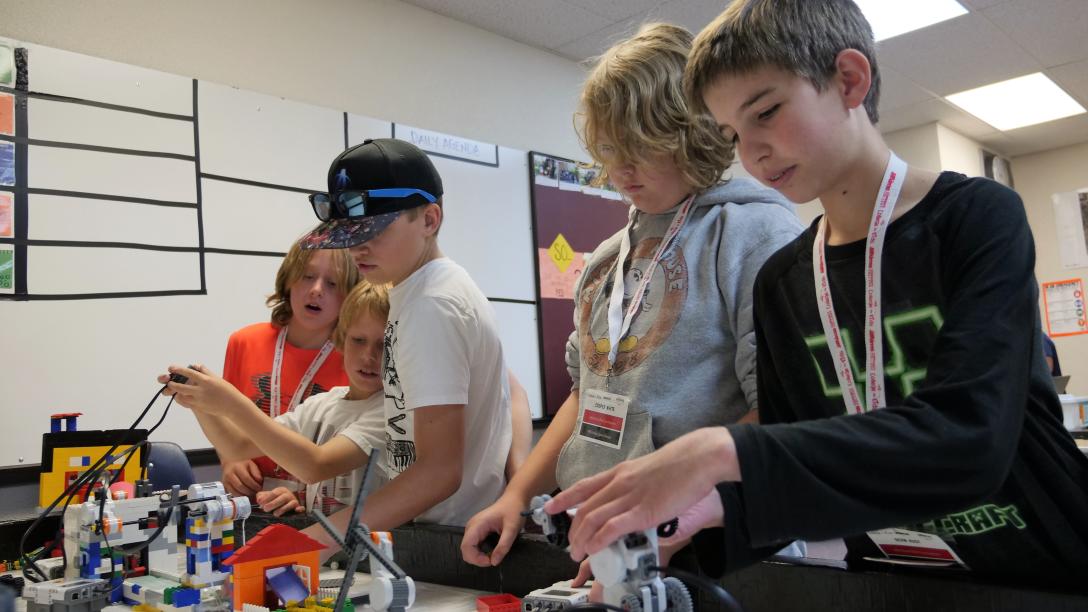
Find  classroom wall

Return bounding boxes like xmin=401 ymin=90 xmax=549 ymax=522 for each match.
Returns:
xmin=0 ymin=0 xmax=589 ymax=161
xmin=936 ymin=124 xmax=986 ymax=178
xmin=884 ymin=123 xmax=943 ymax=172
xmin=1015 ymin=142 xmax=1088 ymax=394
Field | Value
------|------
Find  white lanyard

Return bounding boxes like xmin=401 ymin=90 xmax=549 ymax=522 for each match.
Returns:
xmin=270 ymin=326 xmax=334 ymax=417
xmin=605 ymin=194 xmax=695 ymax=366
xmin=812 ymin=152 xmax=907 ymax=414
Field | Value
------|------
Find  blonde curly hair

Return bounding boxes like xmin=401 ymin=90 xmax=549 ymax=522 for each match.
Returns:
xmin=577 ymin=22 xmax=733 ymax=191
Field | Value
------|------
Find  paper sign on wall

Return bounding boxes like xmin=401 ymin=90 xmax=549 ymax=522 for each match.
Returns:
xmin=1043 ymin=278 xmax=1088 ymax=337
xmin=1052 ymin=189 xmax=1088 ymax=269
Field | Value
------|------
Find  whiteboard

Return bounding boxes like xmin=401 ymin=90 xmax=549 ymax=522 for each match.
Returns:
xmin=0 ymin=40 xmax=545 ymax=467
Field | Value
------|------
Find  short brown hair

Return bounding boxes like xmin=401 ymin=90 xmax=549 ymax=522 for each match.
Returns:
xmin=577 ymin=23 xmax=732 ymax=191
xmin=266 ymin=239 xmax=359 ymax=327
xmin=333 ymin=280 xmax=391 ymax=350
xmin=686 ymin=0 xmax=881 ymax=123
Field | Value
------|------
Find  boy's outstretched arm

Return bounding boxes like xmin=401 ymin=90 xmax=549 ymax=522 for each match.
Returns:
xmin=163 ymin=364 xmax=369 ymax=484
xmin=161 ymin=365 xmax=263 ymax=462
xmin=303 ymin=403 xmax=465 ymax=558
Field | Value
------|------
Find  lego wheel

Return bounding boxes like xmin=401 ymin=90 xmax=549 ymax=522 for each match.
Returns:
xmin=664 ymin=576 xmax=694 ymax=612
xmin=620 ymin=592 xmax=644 ymax=611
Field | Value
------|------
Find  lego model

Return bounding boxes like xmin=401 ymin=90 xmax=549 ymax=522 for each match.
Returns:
xmin=527 ymin=495 xmax=693 ymax=612
xmin=310 ymin=451 xmax=414 ymax=612
xmin=42 ymin=480 xmax=251 ymax=612
xmin=22 ymin=579 xmax=110 ymax=612
xmin=38 ymin=414 xmax=147 ymax=508
xmin=520 ymin=581 xmax=591 ymax=611
xmin=219 ymin=525 xmax=326 ymax=611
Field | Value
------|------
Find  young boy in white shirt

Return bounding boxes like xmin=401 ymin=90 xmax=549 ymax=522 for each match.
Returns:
xmin=297 ymin=138 xmax=512 ymax=542
xmin=162 ymin=281 xmax=388 ymax=522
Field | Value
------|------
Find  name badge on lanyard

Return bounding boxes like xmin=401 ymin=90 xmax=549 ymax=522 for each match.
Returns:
xmin=270 ymin=326 xmax=334 ymax=418
xmin=812 ymin=152 xmax=907 ymax=415
xmin=604 ymin=194 xmax=695 ymax=367
xmin=578 ymin=195 xmax=694 ymax=449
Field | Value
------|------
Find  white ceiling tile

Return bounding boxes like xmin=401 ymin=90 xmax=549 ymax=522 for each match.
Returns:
xmin=400 ymin=0 xmax=484 ymax=24
xmin=960 ymin=0 xmax=1011 ymax=8
xmin=1048 ymin=60 xmax=1088 ymax=109
xmin=878 ymin=11 xmax=1041 ymax=95
xmin=554 ymin=11 xmax=664 ymax=63
xmin=878 ymin=96 xmax=996 ymax=138
xmin=878 ymin=66 xmax=937 ymax=113
xmin=983 ymin=0 xmax=1088 ymax=67
xmin=403 ymin=0 xmax=614 ymax=49
xmin=467 ymin=0 xmax=616 ymax=48
xmin=562 ymin=0 xmax=662 ymax=21
xmin=996 ymin=114 xmax=1088 ymax=157
xmin=656 ymin=0 xmax=731 ymax=36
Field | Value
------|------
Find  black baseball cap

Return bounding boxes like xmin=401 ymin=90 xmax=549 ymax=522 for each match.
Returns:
xmin=300 ymin=138 xmax=443 ymax=249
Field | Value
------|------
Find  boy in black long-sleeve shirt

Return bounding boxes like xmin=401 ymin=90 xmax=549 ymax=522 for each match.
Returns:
xmin=547 ymin=0 xmax=1088 ymax=587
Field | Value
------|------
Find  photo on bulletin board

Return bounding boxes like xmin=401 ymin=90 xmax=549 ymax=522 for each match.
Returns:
xmin=1042 ymin=278 xmax=1088 ymax=337
xmin=529 ymin=151 xmax=629 ymax=418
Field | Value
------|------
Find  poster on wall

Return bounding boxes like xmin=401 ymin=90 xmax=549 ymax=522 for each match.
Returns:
xmin=0 ymin=192 xmax=12 ymax=238
xmin=529 ymin=151 xmax=630 ymax=417
xmin=0 ymin=92 xmax=13 ymax=136
xmin=0 ymin=248 xmax=14 ymax=293
xmin=1052 ymin=189 xmax=1088 ymax=269
xmin=1042 ymin=278 xmax=1088 ymax=337
xmin=0 ymin=40 xmax=13 ymax=88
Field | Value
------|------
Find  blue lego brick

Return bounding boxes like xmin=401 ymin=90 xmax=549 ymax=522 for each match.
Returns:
xmin=131 ymin=583 xmax=141 ymax=595
xmin=82 ymin=456 xmax=91 ymax=466
xmin=196 ymin=548 xmax=210 ymax=562
xmin=173 ymin=588 xmax=200 ymax=607
xmin=186 ymin=531 xmax=210 ymax=542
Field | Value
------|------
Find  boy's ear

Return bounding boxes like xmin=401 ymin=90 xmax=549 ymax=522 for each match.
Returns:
xmin=422 ymin=203 xmax=442 ymax=236
xmin=833 ymin=49 xmax=872 ymax=112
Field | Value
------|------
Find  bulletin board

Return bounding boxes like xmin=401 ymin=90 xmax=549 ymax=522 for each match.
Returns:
xmin=529 ymin=152 xmax=628 ymax=417
xmin=0 ymin=39 xmax=543 ymax=468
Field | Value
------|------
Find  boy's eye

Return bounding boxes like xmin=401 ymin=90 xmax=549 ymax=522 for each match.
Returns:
xmin=758 ymin=104 xmax=780 ymax=121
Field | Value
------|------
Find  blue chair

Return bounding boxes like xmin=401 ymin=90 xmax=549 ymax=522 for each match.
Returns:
xmin=145 ymin=441 xmax=195 ymax=491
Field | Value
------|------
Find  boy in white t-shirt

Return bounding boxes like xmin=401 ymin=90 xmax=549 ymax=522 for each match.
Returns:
xmin=297 ymin=138 xmax=511 ymax=539
xmin=162 ymin=281 xmax=390 ymax=520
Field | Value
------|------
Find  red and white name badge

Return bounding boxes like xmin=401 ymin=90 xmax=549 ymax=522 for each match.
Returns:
xmin=866 ymin=528 xmax=968 ymax=568
xmin=576 ymin=389 xmax=630 ymax=450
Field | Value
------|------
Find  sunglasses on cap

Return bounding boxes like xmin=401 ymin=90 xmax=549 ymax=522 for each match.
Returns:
xmin=308 ymin=188 xmax=438 ymax=222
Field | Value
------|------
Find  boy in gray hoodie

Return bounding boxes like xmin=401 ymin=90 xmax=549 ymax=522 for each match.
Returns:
xmin=461 ymin=22 xmax=803 ymax=571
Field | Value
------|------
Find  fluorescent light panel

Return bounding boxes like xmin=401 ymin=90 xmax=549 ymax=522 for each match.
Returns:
xmin=854 ymin=0 xmax=968 ymax=41
xmin=946 ymin=73 xmax=1086 ymax=131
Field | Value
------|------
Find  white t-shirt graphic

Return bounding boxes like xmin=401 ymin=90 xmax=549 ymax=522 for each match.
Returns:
xmin=382 ymin=257 xmax=511 ymax=526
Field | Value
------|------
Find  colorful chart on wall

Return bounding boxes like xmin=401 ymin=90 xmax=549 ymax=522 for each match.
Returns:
xmin=1043 ymin=278 xmax=1088 ymax=337
xmin=529 ymin=151 xmax=628 ymax=417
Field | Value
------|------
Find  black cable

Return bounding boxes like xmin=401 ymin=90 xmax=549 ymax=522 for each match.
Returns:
xmin=650 ymin=565 xmax=744 ymax=612
xmin=20 ymin=384 xmax=168 ymax=582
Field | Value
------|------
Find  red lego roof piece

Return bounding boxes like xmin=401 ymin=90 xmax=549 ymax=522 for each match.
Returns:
xmin=50 ymin=412 xmax=83 ymax=419
xmin=222 ymin=524 xmax=327 ymax=566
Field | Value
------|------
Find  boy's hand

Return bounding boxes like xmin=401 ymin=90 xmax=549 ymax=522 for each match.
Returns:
xmin=546 ymin=427 xmax=735 ymax=561
xmin=256 ymin=487 xmax=304 ymax=516
xmin=159 ymin=364 xmax=246 ymax=416
xmin=570 ymin=560 xmax=603 ymax=602
xmin=222 ymin=459 xmax=263 ymax=497
xmin=460 ymin=494 xmax=526 ymax=567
